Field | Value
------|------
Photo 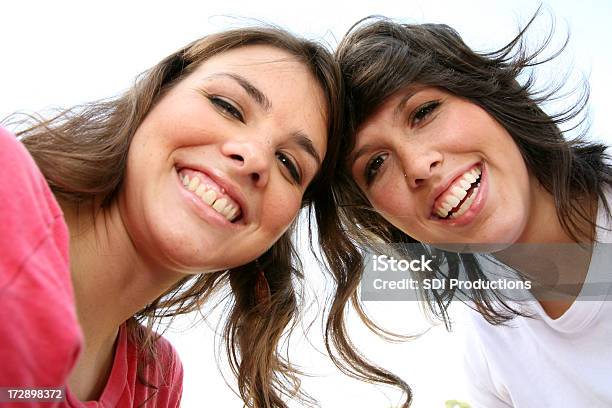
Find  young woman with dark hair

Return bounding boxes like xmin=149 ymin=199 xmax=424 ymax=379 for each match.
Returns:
xmin=324 ymin=11 xmax=612 ymax=407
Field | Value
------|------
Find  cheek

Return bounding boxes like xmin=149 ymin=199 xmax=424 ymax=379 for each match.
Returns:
xmin=261 ymin=190 xmax=302 ymax=236
xmin=368 ymin=181 xmax=419 ymax=229
xmin=138 ymin=93 xmax=221 ymax=150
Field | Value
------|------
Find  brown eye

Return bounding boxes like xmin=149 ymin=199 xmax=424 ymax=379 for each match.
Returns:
xmin=411 ymin=100 xmax=440 ymax=126
xmin=276 ymin=152 xmax=302 ymax=184
xmin=365 ymin=153 xmax=388 ymax=184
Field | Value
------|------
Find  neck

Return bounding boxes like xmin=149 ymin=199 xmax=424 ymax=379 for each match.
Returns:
xmin=62 ymin=198 xmax=182 ymax=345
xmin=493 ymin=183 xmax=597 ymax=318
xmin=61 ymin=198 xmax=184 ymax=400
xmin=517 ymin=180 xmax=574 ymax=244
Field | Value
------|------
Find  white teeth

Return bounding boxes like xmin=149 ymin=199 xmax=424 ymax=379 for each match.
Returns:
xmin=221 ymin=205 xmax=234 ymax=217
xmin=188 ymin=177 xmax=200 ymax=191
xmin=445 ymin=195 xmax=461 ymax=208
xmin=459 ymin=179 xmax=471 ymax=190
xmin=434 ymin=166 xmax=483 ymax=218
xmin=195 ymin=184 xmax=207 ymax=197
xmin=451 ymin=186 xmax=468 ymax=201
xmin=228 ymin=208 xmax=239 ymax=221
xmin=437 ymin=208 xmax=449 ymax=218
xmin=464 ymin=173 xmax=477 ymax=184
xmin=180 ymin=172 xmax=241 ymax=221
xmin=450 ymin=187 xmax=479 ymax=219
xmin=201 ymin=189 xmax=216 ymax=205
xmin=212 ymin=198 xmax=228 ymax=213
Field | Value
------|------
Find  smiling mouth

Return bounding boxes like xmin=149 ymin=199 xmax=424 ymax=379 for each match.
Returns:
xmin=433 ymin=165 xmax=482 ymax=219
xmin=178 ymin=169 xmax=243 ymax=223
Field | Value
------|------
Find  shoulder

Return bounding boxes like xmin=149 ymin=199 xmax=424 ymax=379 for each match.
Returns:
xmin=145 ymin=327 xmax=184 ymax=407
xmin=0 ymin=128 xmax=81 ymax=386
xmin=0 ymin=126 xmax=59 ymax=215
xmin=0 ymin=127 xmax=68 ymax=283
xmin=154 ymin=330 xmax=184 ymax=382
xmin=0 ymin=126 xmax=22 ymax=150
xmin=0 ymin=127 xmax=40 ymax=178
xmin=129 ymin=323 xmax=184 ymax=391
xmin=122 ymin=323 xmax=184 ymax=407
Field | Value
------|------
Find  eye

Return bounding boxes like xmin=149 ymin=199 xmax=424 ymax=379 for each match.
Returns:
xmin=210 ymin=96 xmax=244 ymax=122
xmin=411 ymin=100 xmax=440 ymax=126
xmin=364 ymin=153 xmax=388 ymax=184
xmin=276 ymin=152 xmax=302 ymax=184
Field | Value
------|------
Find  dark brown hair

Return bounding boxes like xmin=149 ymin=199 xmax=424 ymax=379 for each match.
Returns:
xmin=10 ymin=26 xmax=345 ymax=408
xmin=328 ymin=9 xmax=612 ymax=348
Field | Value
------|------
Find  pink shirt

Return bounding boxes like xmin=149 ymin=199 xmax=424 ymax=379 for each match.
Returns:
xmin=0 ymin=127 xmax=183 ymax=407
xmin=66 ymin=323 xmax=183 ymax=408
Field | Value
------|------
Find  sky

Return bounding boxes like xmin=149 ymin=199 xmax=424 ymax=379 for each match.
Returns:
xmin=2 ymin=0 xmax=610 ymax=407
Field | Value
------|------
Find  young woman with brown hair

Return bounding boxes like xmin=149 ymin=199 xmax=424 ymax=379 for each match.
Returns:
xmin=0 ymin=26 xmax=347 ymax=408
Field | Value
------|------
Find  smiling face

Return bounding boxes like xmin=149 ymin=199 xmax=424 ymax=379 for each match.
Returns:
xmin=119 ymin=45 xmax=328 ymax=274
xmin=350 ymin=86 xmax=548 ymax=246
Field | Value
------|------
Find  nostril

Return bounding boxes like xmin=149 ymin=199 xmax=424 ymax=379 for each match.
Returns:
xmin=251 ymin=173 xmax=260 ymax=183
xmin=231 ymin=154 xmax=244 ymax=162
xmin=415 ymin=178 xmax=425 ymax=186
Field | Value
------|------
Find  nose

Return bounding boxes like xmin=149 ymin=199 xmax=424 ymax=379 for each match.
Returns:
xmin=221 ymin=139 xmax=271 ymax=187
xmin=400 ymin=145 xmax=443 ymax=188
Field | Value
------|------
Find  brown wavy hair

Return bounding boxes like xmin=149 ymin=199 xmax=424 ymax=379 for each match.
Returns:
xmin=9 ymin=26 xmax=347 ymax=408
xmin=324 ymin=9 xmax=612 ymax=399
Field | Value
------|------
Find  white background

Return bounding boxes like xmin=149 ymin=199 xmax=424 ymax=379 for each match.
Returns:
xmin=2 ymin=0 xmax=611 ymax=407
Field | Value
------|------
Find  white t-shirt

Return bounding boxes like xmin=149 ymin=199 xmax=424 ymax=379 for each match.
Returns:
xmin=461 ymin=197 xmax=612 ymax=407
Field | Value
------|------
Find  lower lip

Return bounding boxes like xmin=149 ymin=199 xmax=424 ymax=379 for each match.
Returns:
xmin=436 ymin=164 xmax=488 ymax=227
xmin=175 ymin=170 xmax=241 ymax=230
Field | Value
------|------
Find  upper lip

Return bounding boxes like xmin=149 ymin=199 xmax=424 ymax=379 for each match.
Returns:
xmin=177 ymin=163 xmax=249 ymax=223
xmin=428 ymin=162 xmax=481 ymax=217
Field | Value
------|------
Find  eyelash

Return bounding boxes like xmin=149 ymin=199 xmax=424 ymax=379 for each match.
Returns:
xmin=364 ymin=153 xmax=388 ymax=185
xmin=410 ymin=100 xmax=440 ymax=126
xmin=210 ymin=96 xmax=244 ymax=122
xmin=276 ymin=152 xmax=302 ymax=184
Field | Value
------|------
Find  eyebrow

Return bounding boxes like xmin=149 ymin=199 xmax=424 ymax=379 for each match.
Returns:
xmin=208 ymin=72 xmax=272 ymax=112
xmin=348 ymin=143 xmax=374 ymax=167
xmin=292 ymin=131 xmax=322 ymax=167
xmin=393 ymin=87 xmax=420 ymax=119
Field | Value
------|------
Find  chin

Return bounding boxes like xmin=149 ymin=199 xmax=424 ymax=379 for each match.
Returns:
xmin=165 ymin=241 xmax=261 ymax=274
xmin=427 ymin=222 xmax=525 ymax=254
xmin=477 ymin=226 xmax=525 ymax=249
